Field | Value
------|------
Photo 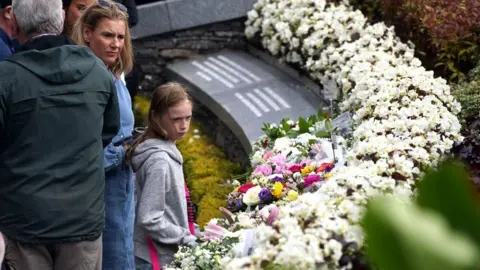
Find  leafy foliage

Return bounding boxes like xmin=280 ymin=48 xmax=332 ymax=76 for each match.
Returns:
xmin=133 ymin=95 xmax=151 ymax=127
xmin=261 ymin=109 xmax=332 ymax=141
xmin=451 ymin=63 xmax=480 ymax=188
xmin=452 ymin=63 xmax=480 ymax=123
xmin=386 ymin=0 xmax=480 ymax=81
xmin=363 ymin=161 xmax=480 ymax=270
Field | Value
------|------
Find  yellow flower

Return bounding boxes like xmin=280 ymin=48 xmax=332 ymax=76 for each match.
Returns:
xmin=272 ymin=182 xmax=283 ymax=199
xmin=234 ymin=187 xmax=240 ymax=193
xmin=301 ymin=165 xmax=314 ymax=175
xmin=287 ymin=190 xmax=298 ymax=201
xmin=324 ymin=172 xmax=333 ymax=179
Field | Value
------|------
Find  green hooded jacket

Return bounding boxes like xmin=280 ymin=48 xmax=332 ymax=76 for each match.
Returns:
xmin=0 ymin=43 xmax=120 ymax=244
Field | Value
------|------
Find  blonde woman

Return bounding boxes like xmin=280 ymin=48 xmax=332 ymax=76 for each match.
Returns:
xmin=71 ymin=1 xmax=135 ymax=269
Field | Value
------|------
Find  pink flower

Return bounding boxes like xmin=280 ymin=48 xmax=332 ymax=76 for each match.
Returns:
xmin=300 ymin=160 xmax=312 ymax=166
xmin=263 ymin=151 xmax=274 ymax=160
xmin=270 ymin=154 xmax=286 ymax=165
xmin=202 ymin=222 xmax=229 ymax=241
xmin=274 ymin=166 xmax=285 ymax=174
xmin=253 ymin=164 xmax=273 ymax=176
xmin=304 ymin=174 xmax=321 ymax=187
xmin=270 ymin=154 xmax=287 ymax=173
xmin=267 ymin=206 xmax=280 ymax=226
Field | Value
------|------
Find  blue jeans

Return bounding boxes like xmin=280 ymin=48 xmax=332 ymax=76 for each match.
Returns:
xmin=102 ymin=166 xmax=135 ymax=270
xmin=135 ymin=257 xmax=153 ymax=270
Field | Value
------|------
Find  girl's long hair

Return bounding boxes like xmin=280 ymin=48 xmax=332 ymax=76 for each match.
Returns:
xmin=70 ymin=0 xmax=133 ymax=78
xmin=125 ymin=82 xmax=192 ymax=164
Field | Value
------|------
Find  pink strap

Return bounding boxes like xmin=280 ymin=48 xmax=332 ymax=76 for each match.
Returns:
xmin=184 ymin=184 xmax=196 ymax=235
xmin=146 ymin=236 xmax=161 ymax=270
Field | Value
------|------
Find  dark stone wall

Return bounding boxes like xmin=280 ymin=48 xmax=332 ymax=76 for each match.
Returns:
xmin=132 ymin=18 xmax=247 ymax=95
xmin=193 ymin=101 xmax=251 ymax=171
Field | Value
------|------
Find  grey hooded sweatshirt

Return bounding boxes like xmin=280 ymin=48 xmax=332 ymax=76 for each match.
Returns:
xmin=132 ymin=138 xmax=197 ymax=265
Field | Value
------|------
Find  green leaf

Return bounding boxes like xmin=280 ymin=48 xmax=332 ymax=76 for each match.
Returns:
xmin=325 ymin=119 xmax=333 ymax=132
xmin=287 ymin=130 xmax=300 ymax=138
xmin=317 ymin=109 xmax=326 ymax=120
xmin=364 ymin=196 xmax=480 ymax=270
xmin=416 ymin=160 xmax=480 ymax=246
xmin=449 ymin=72 xmax=459 ymax=81
xmin=281 ymin=120 xmax=291 ymax=132
xmin=447 ymin=61 xmax=458 ymax=72
xmin=298 ymin=117 xmax=310 ymax=133
xmin=261 ymin=123 xmax=270 ymax=133
xmin=315 ymin=130 xmax=330 ymax=138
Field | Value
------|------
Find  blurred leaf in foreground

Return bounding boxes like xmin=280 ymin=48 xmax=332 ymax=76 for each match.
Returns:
xmin=363 ymin=196 xmax=480 ymax=270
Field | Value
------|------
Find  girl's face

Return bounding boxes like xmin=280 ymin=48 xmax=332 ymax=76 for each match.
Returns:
xmin=160 ymin=100 xmax=193 ymax=142
xmin=84 ymin=18 xmax=125 ymax=67
xmin=65 ymin=0 xmax=95 ymax=32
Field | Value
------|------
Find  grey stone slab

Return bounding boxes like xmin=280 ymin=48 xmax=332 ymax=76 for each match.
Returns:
xmin=165 ymin=49 xmax=324 ymax=153
xmin=244 ymin=0 xmax=255 ymax=11
xmin=168 ymin=0 xmax=247 ymax=31
xmin=131 ymin=2 xmax=172 ymax=39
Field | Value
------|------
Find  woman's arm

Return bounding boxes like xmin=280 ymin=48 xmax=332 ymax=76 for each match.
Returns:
xmin=137 ymin=157 xmax=196 ymax=246
xmin=102 ymin=78 xmax=120 ymax=148
xmin=104 ymin=143 xmax=126 ymax=172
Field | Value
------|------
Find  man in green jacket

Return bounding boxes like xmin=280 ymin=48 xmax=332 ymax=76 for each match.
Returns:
xmin=0 ymin=0 xmax=120 ymax=269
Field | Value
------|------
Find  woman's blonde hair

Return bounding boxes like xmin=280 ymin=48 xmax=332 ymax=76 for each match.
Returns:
xmin=70 ymin=0 xmax=133 ymax=78
xmin=125 ymin=82 xmax=192 ymax=164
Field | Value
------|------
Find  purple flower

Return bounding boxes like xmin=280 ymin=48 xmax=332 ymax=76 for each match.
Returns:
xmin=271 ymin=176 xmax=284 ymax=182
xmin=258 ymin=188 xmax=272 ymax=202
xmin=235 ymin=200 xmax=243 ymax=211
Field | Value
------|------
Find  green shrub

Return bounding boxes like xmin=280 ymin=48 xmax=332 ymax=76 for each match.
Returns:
xmin=453 ymin=62 xmax=480 ymax=124
xmin=133 ymin=95 xmax=150 ymax=127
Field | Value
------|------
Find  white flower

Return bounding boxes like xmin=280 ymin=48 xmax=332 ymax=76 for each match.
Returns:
xmin=273 ymin=137 xmax=293 ymax=152
xmin=242 ymin=186 xmax=262 ymax=206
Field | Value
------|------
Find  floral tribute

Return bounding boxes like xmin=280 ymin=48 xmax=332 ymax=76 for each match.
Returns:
xmin=227 ymin=131 xmax=338 ymax=211
xmin=167 ymin=0 xmax=463 ymax=269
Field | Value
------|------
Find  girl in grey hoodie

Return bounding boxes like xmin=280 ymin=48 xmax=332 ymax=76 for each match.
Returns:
xmin=126 ymin=83 xmax=198 ymax=269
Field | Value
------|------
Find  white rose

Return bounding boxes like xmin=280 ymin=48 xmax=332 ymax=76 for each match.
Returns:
xmin=242 ymin=186 xmax=262 ymax=206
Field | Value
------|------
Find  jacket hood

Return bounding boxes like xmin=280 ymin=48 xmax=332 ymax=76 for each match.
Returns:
xmin=7 ymin=36 xmax=98 ymax=84
xmin=132 ymin=139 xmax=183 ymax=172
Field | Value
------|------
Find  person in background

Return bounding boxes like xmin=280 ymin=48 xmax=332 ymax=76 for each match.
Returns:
xmin=0 ymin=0 xmax=16 ymax=61
xmin=71 ymin=1 xmax=136 ymax=269
xmin=0 ymin=0 xmax=120 ymax=269
xmin=114 ymin=0 xmax=138 ymax=28
xmin=62 ymin=0 xmax=95 ymax=36
xmin=126 ymin=83 xmax=199 ymax=269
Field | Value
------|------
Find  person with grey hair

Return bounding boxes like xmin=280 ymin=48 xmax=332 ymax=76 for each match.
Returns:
xmin=0 ymin=0 xmax=120 ymax=269
xmin=0 ymin=0 xmax=16 ymax=61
